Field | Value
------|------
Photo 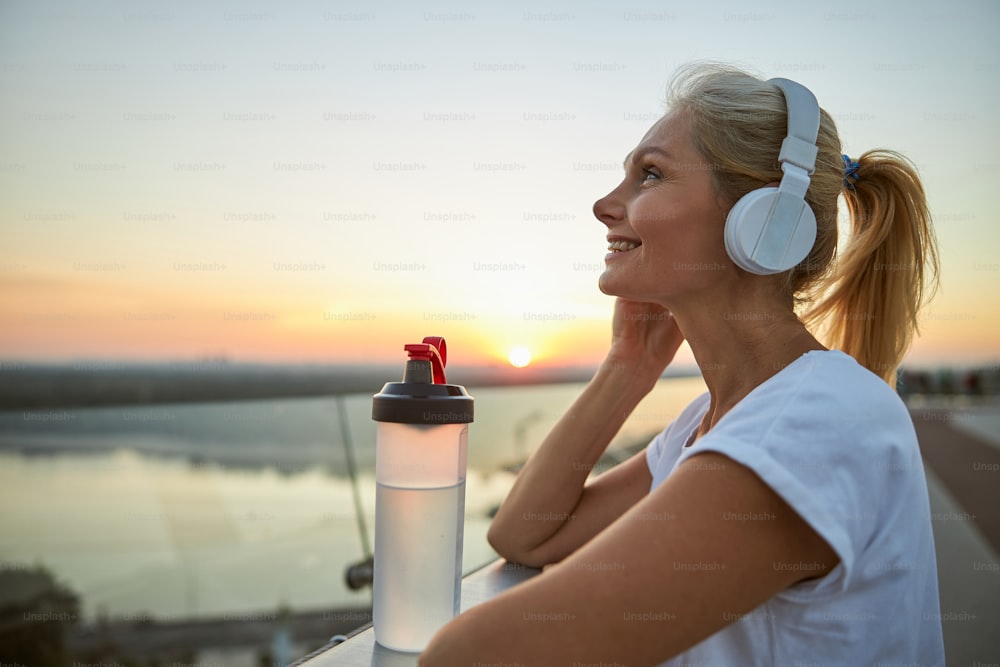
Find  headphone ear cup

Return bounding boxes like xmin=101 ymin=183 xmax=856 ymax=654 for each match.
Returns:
xmin=725 ymin=187 xmax=779 ymax=274
xmin=724 ymin=187 xmax=817 ymax=275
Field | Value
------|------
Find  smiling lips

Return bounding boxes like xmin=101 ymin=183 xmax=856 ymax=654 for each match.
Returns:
xmin=608 ymin=239 xmax=641 ymax=253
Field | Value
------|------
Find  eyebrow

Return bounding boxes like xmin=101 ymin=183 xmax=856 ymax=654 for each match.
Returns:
xmin=623 ymin=146 xmax=674 ymax=170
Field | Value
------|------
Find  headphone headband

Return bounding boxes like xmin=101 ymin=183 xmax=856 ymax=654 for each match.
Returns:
xmin=768 ymin=78 xmax=820 ymax=177
xmin=723 ymin=77 xmax=821 ymax=275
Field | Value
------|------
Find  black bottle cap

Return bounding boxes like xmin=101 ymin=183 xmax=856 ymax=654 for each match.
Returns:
xmin=371 ymin=338 xmax=474 ymax=425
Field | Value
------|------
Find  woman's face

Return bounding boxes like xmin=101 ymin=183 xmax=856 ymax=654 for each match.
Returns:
xmin=594 ymin=109 xmax=733 ymax=306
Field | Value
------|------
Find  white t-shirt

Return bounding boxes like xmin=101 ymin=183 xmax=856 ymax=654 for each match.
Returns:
xmin=645 ymin=350 xmax=945 ymax=667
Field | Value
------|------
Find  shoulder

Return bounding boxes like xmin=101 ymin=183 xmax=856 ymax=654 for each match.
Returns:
xmin=800 ymin=350 xmax=909 ymax=418
xmin=726 ymin=350 xmax=914 ymax=446
xmin=698 ymin=349 xmax=920 ymax=488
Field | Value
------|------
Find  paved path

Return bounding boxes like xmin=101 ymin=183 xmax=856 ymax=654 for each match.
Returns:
xmin=912 ymin=409 xmax=1000 ymax=666
xmin=914 ymin=409 xmax=1000 ymax=552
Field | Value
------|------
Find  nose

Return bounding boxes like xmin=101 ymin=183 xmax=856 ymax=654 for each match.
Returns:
xmin=592 ymin=187 xmax=625 ymax=227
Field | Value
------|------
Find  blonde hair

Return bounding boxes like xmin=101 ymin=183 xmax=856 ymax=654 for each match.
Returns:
xmin=668 ymin=63 xmax=939 ymax=385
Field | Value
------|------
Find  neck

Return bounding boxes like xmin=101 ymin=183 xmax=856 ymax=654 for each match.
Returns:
xmin=671 ymin=293 xmax=826 ymax=435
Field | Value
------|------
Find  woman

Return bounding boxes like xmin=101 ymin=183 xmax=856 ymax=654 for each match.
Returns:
xmin=421 ymin=64 xmax=943 ymax=666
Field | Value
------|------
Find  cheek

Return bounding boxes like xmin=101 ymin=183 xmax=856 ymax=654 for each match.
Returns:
xmin=645 ymin=202 xmax=726 ymax=258
xmin=634 ymin=208 xmax=698 ymax=262
xmin=629 ymin=187 xmax=730 ymax=264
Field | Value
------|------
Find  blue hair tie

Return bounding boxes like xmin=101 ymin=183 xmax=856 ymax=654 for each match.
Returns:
xmin=842 ymin=154 xmax=860 ymax=190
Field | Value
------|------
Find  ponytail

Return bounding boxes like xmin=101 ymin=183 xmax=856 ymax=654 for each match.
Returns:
xmin=802 ymin=150 xmax=940 ymax=385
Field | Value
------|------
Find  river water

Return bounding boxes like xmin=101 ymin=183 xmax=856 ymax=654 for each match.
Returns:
xmin=0 ymin=376 xmax=708 ymax=621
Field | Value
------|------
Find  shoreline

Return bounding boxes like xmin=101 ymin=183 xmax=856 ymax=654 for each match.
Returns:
xmin=0 ymin=362 xmax=608 ymax=411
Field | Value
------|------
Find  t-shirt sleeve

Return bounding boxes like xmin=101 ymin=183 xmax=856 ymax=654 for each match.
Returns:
xmin=684 ymin=446 xmax=855 ymax=593
xmin=687 ymin=437 xmax=858 ymax=592
xmin=673 ymin=379 xmax=907 ymax=595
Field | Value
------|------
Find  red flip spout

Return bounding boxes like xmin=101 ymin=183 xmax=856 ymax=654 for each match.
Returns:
xmin=403 ymin=336 xmax=448 ymax=384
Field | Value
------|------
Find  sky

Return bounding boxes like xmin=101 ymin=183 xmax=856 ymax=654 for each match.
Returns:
xmin=1 ymin=0 xmax=997 ymax=369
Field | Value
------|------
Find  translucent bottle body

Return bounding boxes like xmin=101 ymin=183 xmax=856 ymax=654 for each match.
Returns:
xmin=372 ymin=421 xmax=468 ymax=652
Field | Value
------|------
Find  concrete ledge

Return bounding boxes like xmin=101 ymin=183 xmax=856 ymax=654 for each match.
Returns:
xmin=293 ymin=560 xmax=540 ymax=666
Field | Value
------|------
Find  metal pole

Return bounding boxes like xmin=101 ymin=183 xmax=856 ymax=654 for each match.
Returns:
xmin=336 ymin=395 xmax=372 ymax=560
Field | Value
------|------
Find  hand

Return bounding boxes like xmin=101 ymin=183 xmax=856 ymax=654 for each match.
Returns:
xmin=606 ymin=298 xmax=685 ymax=376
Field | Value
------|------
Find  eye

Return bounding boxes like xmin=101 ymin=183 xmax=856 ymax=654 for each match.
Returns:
xmin=640 ymin=167 xmax=661 ymax=183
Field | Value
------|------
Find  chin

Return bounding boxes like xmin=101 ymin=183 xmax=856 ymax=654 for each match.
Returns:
xmin=598 ymin=272 xmax=642 ymax=300
xmin=597 ymin=272 xmax=619 ymax=296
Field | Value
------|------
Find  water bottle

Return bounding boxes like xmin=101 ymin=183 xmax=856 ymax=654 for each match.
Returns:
xmin=371 ymin=336 xmax=474 ymax=652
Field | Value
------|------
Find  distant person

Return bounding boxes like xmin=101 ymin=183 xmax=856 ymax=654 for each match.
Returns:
xmin=422 ymin=64 xmax=943 ymax=666
xmin=937 ymin=368 xmax=956 ymax=395
xmin=964 ymin=370 xmax=983 ymax=396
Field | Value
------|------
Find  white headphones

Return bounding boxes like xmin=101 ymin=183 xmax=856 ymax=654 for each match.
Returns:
xmin=724 ymin=78 xmax=820 ymax=275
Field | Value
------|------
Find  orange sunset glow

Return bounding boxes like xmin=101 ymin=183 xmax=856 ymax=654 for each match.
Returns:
xmin=1 ymin=3 xmax=997 ymax=371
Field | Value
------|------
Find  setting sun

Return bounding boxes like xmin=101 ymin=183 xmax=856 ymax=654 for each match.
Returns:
xmin=508 ymin=347 xmax=532 ymax=368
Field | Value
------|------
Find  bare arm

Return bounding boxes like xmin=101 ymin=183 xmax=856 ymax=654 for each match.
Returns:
xmin=486 ymin=364 xmax=658 ymax=566
xmin=423 ymin=452 xmax=840 ymax=666
xmin=487 ymin=299 xmax=685 ymax=567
